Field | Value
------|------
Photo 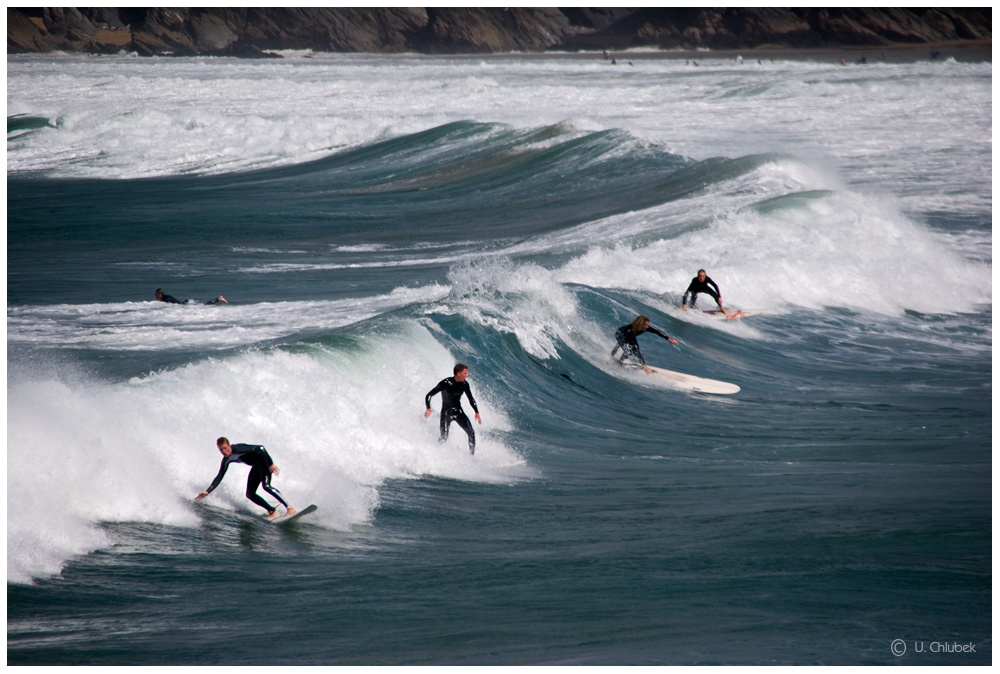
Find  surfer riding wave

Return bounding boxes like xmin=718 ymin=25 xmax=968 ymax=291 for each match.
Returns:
xmin=609 ymin=315 xmax=679 ymax=375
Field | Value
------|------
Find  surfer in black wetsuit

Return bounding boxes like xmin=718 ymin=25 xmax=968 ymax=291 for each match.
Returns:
xmin=609 ymin=315 xmax=679 ymax=375
xmin=681 ymin=269 xmax=727 ymax=315
xmin=424 ymin=363 xmax=482 ymax=455
xmin=195 ymin=438 xmax=296 ymax=520
xmin=156 ymin=288 xmax=228 ymax=305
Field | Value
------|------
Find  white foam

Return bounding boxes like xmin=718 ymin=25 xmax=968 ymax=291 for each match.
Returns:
xmin=7 ymin=55 xmax=991 ymax=228
xmin=7 ymin=285 xmax=451 ymax=351
xmin=550 ymin=160 xmax=991 ymax=317
xmin=6 ymin=54 xmax=991 ymax=583
xmin=7 ymin=320 xmax=525 ymax=583
xmin=443 ymin=257 xmax=605 ymax=360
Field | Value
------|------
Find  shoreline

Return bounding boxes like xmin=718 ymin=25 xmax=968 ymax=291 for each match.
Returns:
xmin=551 ymin=41 xmax=993 ymax=64
xmin=8 ymin=41 xmax=991 ymax=65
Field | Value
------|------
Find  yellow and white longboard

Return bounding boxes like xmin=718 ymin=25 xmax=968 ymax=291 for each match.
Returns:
xmin=702 ymin=309 xmax=755 ymax=320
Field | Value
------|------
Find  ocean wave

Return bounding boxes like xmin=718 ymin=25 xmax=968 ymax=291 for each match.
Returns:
xmin=7 ymin=286 xmax=451 ymax=352
xmin=7 ymin=319 xmax=526 ymax=584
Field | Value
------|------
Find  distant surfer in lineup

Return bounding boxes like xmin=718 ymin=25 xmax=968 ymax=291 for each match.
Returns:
xmin=609 ymin=315 xmax=679 ymax=375
xmin=681 ymin=269 xmax=727 ymax=315
xmin=425 ymin=363 xmax=481 ymax=454
xmin=195 ymin=437 xmax=296 ymax=520
xmin=156 ymin=288 xmax=228 ymax=305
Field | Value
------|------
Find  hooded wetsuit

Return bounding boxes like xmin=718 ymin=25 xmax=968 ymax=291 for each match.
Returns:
xmin=206 ymin=443 xmax=288 ymax=512
xmin=682 ymin=275 xmax=721 ymax=308
xmin=611 ymin=324 xmax=674 ymax=366
xmin=425 ymin=377 xmax=479 ymax=454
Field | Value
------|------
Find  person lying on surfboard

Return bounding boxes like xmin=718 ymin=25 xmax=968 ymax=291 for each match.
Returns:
xmin=156 ymin=288 xmax=228 ymax=305
xmin=681 ymin=269 xmax=727 ymax=315
xmin=195 ymin=437 xmax=296 ymax=521
xmin=609 ymin=315 xmax=679 ymax=375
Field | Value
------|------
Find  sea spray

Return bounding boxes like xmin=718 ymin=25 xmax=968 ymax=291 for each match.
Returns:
xmin=7 ymin=53 xmax=990 ymax=664
xmin=8 ymin=319 xmax=524 ymax=582
xmin=555 ymin=167 xmax=989 ymax=316
xmin=443 ymin=257 xmax=585 ymax=360
xmin=7 ymin=286 xmax=451 ymax=352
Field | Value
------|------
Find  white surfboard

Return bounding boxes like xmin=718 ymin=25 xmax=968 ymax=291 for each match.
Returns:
xmin=646 ymin=365 xmax=740 ymax=394
xmin=268 ymin=504 xmax=318 ymax=525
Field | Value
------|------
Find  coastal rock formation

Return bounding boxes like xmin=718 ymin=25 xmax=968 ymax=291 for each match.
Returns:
xmin=412 ymin=8 xmax=576 ymax=53
xmin=8 ymin=7 xmax=992 ymax=57
xmin=560 ymin=8 xmax=991 ymax=50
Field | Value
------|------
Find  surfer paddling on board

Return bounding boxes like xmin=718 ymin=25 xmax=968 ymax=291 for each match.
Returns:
xmin=424 ymin=363 xmax=481 ymax=455
xmin=609 ymin=315 xmax=679 ymax=375
xmin=681 ymin=270 xmax=727 ymax=316
xmin=195 ymin=438 xmax=296 ymax=521
xmin=156 ymin=288 xmax=228 ymax=305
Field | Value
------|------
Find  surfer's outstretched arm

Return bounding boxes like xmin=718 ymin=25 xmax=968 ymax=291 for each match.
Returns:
xmin=646 ymin=325 xmax=679 ymax=346
xmin=195 ymin=458 xmax=231 ymax=499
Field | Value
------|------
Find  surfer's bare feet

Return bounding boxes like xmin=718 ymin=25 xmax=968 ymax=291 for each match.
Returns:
xmin=284 ymin=506 xmax=297 ymax=517
xmin=267 ymin=510 xmax=281 ymax=520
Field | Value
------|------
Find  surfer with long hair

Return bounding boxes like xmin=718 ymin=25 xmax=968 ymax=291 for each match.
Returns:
xmin=609 ymin=315 xmax=679 ymax=374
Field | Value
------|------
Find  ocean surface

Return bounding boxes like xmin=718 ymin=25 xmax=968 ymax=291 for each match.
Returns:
xmin=7 ymin=51 xmax=991 ymax=665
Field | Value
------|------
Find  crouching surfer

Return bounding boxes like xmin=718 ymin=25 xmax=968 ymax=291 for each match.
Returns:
xmin=681 ymin=269 xmax=727 ymax=315
xmin=608 ymin=315 xmax=679 ymax=374
xmin=195 ymin=437 xmax=296 ymax=520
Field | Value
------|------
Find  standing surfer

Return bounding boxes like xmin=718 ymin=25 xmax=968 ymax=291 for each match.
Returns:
xmin=195 ymin=438 xmax=296 ymax=520
xmin=425 ymin=364 xmax=482 ymax=455
xmin=609 ymin=315 xmax=679 ymax=374
xmin=681 ymin=269 xmax=727 ymax=315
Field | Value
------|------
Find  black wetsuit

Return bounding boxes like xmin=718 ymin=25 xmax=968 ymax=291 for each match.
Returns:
xmin=205 ymin=443 xmax=288 ymax=513
xmin=682 ymin=276 xmax=721 ymax=308
xmin=157 ymin=293 xmax=225 ymax=305
xmin=611 ymin=324 xmax=674 ymax=366
xmin=425 ymin=377 xmax=479 ymax=454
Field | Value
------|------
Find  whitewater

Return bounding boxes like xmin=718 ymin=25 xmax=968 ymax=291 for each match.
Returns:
xmin=7 ymin=52 xmax=991 ymax=665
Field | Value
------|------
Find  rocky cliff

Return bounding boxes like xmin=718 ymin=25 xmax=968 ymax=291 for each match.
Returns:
xmin=8 ymin=7 xmax=992 ymax=57
xmin=560 ymin=8 xmax=991 ymax=51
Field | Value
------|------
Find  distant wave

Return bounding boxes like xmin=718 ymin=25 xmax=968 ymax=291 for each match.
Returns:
xmin=7 ymin=286 xmax=451 ymax=352
xmin=8 ymin=121 xmax=793 ymax=245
